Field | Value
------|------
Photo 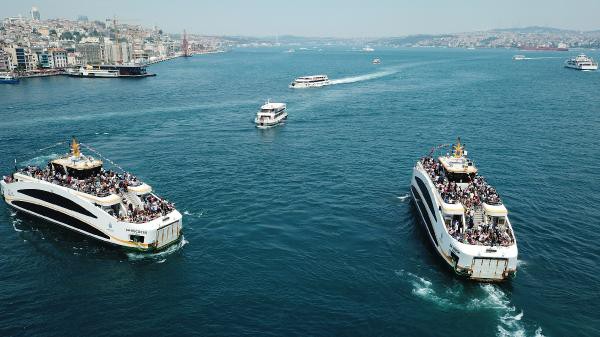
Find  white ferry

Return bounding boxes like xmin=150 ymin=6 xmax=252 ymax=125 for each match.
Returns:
xmin=289 ymin=75 xmax=330 ymax=88
xmin=372 ymin=58 xmax=381 ymax=64
xmin=512 ymin=55 xmax=526 ymax=61
xmin=255 ymin=100 xmax=287 ymax=128
xmin=564 ymin=54 xmax=598 ymax=71
xmin=69 ymin=64 xmax=156 ymax=78
xmin=1 ymin=138 xmax=182 ymax=251
xmin=410 ymin=138 xmax=518 ymax=281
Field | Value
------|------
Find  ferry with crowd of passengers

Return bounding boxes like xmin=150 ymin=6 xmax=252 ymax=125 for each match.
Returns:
xmin=410 ymin=138 xmax=518 ymax=281
xmin=1 ymin=137 xmax=182 ymax=251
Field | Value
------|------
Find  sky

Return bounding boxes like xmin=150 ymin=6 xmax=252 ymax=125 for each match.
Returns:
xmin=3 ymin=0 xmax=600 ymax=37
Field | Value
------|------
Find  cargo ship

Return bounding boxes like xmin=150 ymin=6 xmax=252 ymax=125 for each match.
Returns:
xmin=518 ymin=46 xmax=568 ymax=52
xmin=68 ymin=64 xmax=156 ymax=78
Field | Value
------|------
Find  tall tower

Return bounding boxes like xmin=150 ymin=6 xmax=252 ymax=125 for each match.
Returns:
xmin=31 ymin=7 xmax=41 ymax=21
xmin=182 ymin=30 xmax=191 ymax=57
xmin=113 ymin=17 xmax=122 ymax=64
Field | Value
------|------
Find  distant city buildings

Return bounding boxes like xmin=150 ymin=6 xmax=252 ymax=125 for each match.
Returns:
xmin=0 ymin=7 xmax=226 ymax=73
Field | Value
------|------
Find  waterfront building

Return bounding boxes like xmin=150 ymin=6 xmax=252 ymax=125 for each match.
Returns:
xmin=48 ymin=48 xmax=68 ymax=69
xmin=76 ymin=42 xmax=103 ymax=64
xmin=0 ymin=50 xmax=11 ymax=71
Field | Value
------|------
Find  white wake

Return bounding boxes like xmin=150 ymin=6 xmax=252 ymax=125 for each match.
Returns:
xmin=396 ymin=270 xmax=545 ymax=337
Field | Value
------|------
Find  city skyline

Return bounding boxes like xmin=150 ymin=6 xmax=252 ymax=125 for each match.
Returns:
xmin=5 ymin=0 xmax=600 ymax=38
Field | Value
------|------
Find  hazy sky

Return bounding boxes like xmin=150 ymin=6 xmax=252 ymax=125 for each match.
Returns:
xmin=4 ymin=0 xmax=600 ymax=37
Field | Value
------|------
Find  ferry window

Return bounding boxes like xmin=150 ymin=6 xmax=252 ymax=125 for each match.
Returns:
xmin=445 ymin=218 xmax=451 ymax=227
xmin=497 ymin=217 xmax=505 ymax=225
xmin=130 ymin=235 xmax=144 ymax=243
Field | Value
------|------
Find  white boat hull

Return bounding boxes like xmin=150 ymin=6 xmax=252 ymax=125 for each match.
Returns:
xmin=1 ymin=179 xmax=182 ymax=251
xmin=255 ymin=112 xmax=288 ymax=128
xmin=289 ymin=81 xmax=330 ymax=89
xmin=410 ymin=166 xmax=518 ymax=281
xmin=565 ymin=64 xmax=598 ymax=71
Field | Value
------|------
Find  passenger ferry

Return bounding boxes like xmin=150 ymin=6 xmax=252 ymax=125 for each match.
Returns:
xmin=564 ymin=54 xmax=598 ymax=71
xmin=289 ymin=75 xmax=330 ymax=88
xmin=69 ymin=64 xmax=156 ymax=78
xmin=0 ymin=73 xmax=19 ymax=84
xmin=255 ymin=100 xmax=287 ymax=128
xmin=1 ymin=137 xmax=182 ymax=251
xmin=410 ymin=138 xmax=518 ymax=281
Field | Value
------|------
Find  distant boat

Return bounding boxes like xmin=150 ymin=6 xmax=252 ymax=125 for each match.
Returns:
xmin=362 ymin=46 xmax=375 ymax=52
xmin=68 ymin=64 xmax=156 ymax=78
xmin=0 ymin=73 xmax=19 ymax=84
xmin=564 ymin=54 xmax=598 ymax=71
xmin=285 ymin=49 xmax=295 ymax=53
xmin=289 ymin=75 xmax=330 ymax=89
xmin=467 ymin=47 xmax=475 ymax=50
xmin=512 ymin=55 xmax=526 ymax=61
xmin=372 ymin=58 xmax=381 ymax=64
xmin=519 ymin=46 xmax=568 ymax=52
xmin=255 ymin=100 xmax=287 ymax=128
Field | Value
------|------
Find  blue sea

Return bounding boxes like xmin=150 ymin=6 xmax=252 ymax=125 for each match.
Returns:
xmin=1 ymin=47 xmax=599 ymax=336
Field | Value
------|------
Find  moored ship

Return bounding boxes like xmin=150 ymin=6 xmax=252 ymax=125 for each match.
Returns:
xmin=410 ymin=138 xmax=518 ymax=281
xmin=254 ymin=100 xmax=287 ymax=128
xmin=69 ymin=64 xmax=156 ymax=78
xmin=564 ymin=54 xmax=598 ymax=71
xmin=1 ymin=137 xmax=182 ymax=251
xmin=289 ymin=75 xmax=330 ymax=88
xmin=0 ymin=72 xmax=19 ymax=84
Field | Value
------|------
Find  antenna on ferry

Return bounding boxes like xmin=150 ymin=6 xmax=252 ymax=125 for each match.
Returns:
xmin=71 ymin=136 xmax=81 ymax=158
xmin=453 ymin=137 xmax=464 ymax=158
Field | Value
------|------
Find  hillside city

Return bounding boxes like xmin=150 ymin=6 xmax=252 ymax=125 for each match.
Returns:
xmin=0 ymin=7 xmax=227 ymax=76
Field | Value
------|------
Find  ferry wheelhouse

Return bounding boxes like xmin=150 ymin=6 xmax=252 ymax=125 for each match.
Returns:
xmin=1 ymin=138 xmax=182 ymax=251
xmin=289 ymin=75 xmax=330 ymax=88
xmin=255 ymin=100 xmax=287 ymax=128
xmin=410 ymin=138 xmax=518 ymax=281
xmin=564 ymin=54 xmax=598 ymax=71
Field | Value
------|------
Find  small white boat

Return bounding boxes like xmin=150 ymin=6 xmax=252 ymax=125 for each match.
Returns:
xmin=512 ymin=55 xmax=526 ymax=60
xmin=564 ymin=54 xmax=598 ymax=71
xmin=289 ymin=75 xmax=330 ymax=88
xmin=372 ymin=58 xmax=381 ymax=64
xmin=255 ymin=100 xmax=287 ymax=128
xmin=362 ymin=46 xmax=375 ymax=52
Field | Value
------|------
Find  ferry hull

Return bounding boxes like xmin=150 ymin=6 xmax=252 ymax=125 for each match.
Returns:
xmin=255 ymin=113 xmax=288 ymax=128
xmin=1 ymin=179 xmax=182 ymax=252
xmin=409 ymin=166 xmax=518 ymax=282
xmin=289 ymin=81 xmax=330 ymax=89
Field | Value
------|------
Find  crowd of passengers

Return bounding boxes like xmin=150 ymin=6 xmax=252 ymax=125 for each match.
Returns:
xmin=421 ymin=156 xmax=501 ymax=206
xmin=447 ymin=217 xmax=513 ymax=246
xmin=117 ymin=194 xmax=174 ymax=224
xmin=420 ymin=156 xmax=513 ymax=246
xmin=9 ymin=164 xmax=174 ymax=224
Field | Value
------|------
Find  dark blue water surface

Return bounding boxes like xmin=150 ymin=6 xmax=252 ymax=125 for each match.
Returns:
xmin=1 ymin=48 xmax=599 ymax=336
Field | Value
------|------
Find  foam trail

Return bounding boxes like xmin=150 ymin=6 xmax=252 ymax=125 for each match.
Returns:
xmin=329 ymin=70 xmax=396 ymax=85
xmin=397 ymin=193 xmax=410 ymax=202
xmin=126 ymin=236 xmax=188 ymax=261
xmin=12 ymin=220 xmax=23 ymax=232
xmin=396 ymin=270 xmax=543 ymax=337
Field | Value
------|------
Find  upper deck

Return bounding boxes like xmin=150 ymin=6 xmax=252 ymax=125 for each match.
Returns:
xmin=6 ymin=138 xmax=175 ymax=224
